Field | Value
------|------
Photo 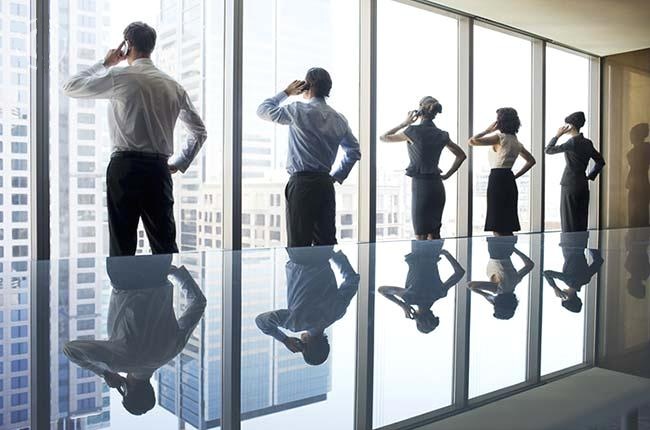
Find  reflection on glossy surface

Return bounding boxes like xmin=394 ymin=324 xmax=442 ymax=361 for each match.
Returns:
xmin=543 ymin=232 xmax=603 ymax=313
xmin=63 ymin=254 xmax=206 ymax=417
xmin=468 ymin=236 xmax=534 ymax=320
xmin=32 ymin=229 xmax=650 ymax=429
xmin=626 ymin=229 xmax=650 ymax=299
xmin=255 ymin=247 xmax=359 ymax=366
xmin=378 ymin=240 xmax=464 ymax=333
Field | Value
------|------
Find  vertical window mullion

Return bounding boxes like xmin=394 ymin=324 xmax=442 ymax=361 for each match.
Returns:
xmin=530 ymin=40 xmax=546 ymax=232
xmin=359 ymin=0 xmax=377 ymax=244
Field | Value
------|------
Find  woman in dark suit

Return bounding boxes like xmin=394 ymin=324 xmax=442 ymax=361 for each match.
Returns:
xmin=381 ymin=97 xmax=466 ymax=240
xmin=546 ymin=111 xmax=605 ymax=232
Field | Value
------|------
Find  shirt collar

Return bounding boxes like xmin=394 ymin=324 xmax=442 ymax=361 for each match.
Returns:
xmin=308 ymin=97 xmax=327 ymax=105
xmin=132 ymin=58 xmax=154 ymax=66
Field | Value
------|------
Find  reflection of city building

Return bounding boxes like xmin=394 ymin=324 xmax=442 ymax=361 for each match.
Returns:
xmin=158 ymin=251 xmax=331 ymax=429
xmin=50 ymin=258 xmax=111 ymax=429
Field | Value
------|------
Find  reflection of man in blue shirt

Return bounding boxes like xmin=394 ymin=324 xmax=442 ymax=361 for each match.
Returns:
xmin=257 ymin=68 xmax=361 ymax=247
xmin=255 ymin=247 xmax=360 ymax=366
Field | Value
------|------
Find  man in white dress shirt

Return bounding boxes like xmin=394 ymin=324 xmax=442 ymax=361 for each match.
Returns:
xmin=63 ymin=22 xmax=207 ymax=256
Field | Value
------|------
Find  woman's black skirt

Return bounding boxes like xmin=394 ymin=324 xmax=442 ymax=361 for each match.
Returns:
xmin=411 ymin=175 xmax=446 ymax=236
xmin=485 ymin=168 xmax=520 ymax=233
xmin=560 ymin=182 xmax=589 ymax=232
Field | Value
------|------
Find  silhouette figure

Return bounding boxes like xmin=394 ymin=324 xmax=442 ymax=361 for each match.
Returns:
xmin=255 ymin=247 xmax=359 ymax=366
xmin=378 ymin=240 xmax=465 ymax=333
xmin=468 ymin=236 xmax=534 ymax=319
xmin=627 ymin=123 xmax=650 ymax=227
xmin=64 ymin=254 xmax=206 ymax=415
xmin=545 ymin=112 xmax=605 ymax=232
xmin=625 ymin=229 xmax=650 ymax=299
xmin=380 ymin=97 xmax=466 ymax=240
xmin=543 ymin=232 xmax=603 ymax=313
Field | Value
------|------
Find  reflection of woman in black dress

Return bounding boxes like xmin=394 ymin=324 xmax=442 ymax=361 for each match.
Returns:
xmin=468 ymin=236 xmax=534 ymax=320
xmin=381 ymin=97 xmax=466 ymax=239
xmin=543 ymin=232 xmax=603 ymax=312
xmin=378 ymin=240 xmax=465 ymax=333
xmin=546 ymin=112 xmax=605 ymax=232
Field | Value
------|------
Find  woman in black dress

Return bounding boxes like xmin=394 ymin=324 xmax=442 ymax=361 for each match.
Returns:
xmin=378 ymin=240 xmax=465 ymax=333
xmin=381 ymin=97 xmax=466 ymax=239
xmin=546 ymin=111 xmax=605 ymax=232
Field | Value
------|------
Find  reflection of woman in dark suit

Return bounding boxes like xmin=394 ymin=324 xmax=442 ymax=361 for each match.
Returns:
xmin=543 ymin=232 xmax=603 ymax=312
xmin=468 ymin=236 xmax=534 ymax=320
xmin=546 ymin=112 xmax=605 ymax=232
xmin=380 ymin=97 xmax=466 ymax=240
xmin=378 ymin=240 xmax=465 ymax=333
xmin=626 ymin=123 xmax=650 ymax=227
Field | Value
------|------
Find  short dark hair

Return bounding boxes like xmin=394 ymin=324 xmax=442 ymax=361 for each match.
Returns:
xmin=496 ymin=107 xmax=521 ymax=135
xmin=415 ymin=310 xmax=440 ymax=334
xmin=565 ymin=111 xmax=586 ymax=130
xmin=418 ymin=96 xmax=443 ymax=120
xmin=305 ymin=68 xmax=332 ymax=98
xmin=493 ymin=293 xmax=519 ymax=320
xmin=561 ymin=295 xmax=583 ymax=313
xmin=301 ymin=333 xmax=330 ymax=366
xmin=123 ymin=22 xmax=157 ymax=55
xmin=122 ymin=379 xmax=155 ymax=416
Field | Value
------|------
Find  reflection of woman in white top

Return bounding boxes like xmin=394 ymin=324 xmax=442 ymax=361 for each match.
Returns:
xmin=468 ymin=236 xmax=535 ymax=320
xmin=469 ymin=108 xmax=536 ymax=236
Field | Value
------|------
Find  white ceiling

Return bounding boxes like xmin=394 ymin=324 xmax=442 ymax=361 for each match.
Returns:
xmin=432 ymin=0 xmax=650 ymax=56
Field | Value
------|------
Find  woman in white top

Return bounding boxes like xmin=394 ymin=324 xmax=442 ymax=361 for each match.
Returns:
xmin=469 ymin=108 xmax=536 ymax=236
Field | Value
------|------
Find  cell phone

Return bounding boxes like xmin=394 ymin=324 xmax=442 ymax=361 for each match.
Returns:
xmin=121 ymin=40 xmax=129 ymax=56
xmin=301 ymin=81 xmax=310 ymax=93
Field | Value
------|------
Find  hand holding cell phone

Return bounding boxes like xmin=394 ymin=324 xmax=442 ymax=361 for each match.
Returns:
xmin=103 ymin=40 xmax=128 ymax=67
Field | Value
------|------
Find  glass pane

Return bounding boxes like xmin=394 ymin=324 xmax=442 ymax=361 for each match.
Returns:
xmin=472 ymin=26 xmax=532 ymax=235
xmin=373 ymin=239 xmax=461 ymax=427
xmin=242 ymin=0 xmax=359 ymax=248
xmin=541 ymin=231 xmax=598 ymax=376
xmin=544 ymin=46 xmax=591 ymax=231
xmin=241 ymin=245 xmax=358 ymax=429
xmin=50 ymin=0 xmax=223 ymax=258
xmin=468 ymin=235 xmax=533 ymax=398
xmin=1 ymin=0 xmax=32 ymax=261
xmin=376 ymin=0 xmax=458 ymax=240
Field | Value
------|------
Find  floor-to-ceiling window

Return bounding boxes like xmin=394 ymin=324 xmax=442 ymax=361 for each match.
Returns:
xmin=472 ymin=25 xmax=532 ymax=235
xmin=0 ymin=1 xmax=33 ymax=425
xmin=544 ymin=46 xmax=591 ymax=231
xmin=376 ymin=0 xmax=458 ymax=241
xmin=241 ymin=0 xmax=359 ymax=249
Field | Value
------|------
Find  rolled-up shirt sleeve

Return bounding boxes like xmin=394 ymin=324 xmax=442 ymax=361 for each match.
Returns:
xmin=255 ymin=310 xmax=290 ymax=342
xmin=257 ymin=92 xmax=293 ymax=125
xmin=170 ymin=91 xmax=208 ymax=173
xmin=331 ymin=118 xmax=361 ymax=183
xmin=62 ymin=61 xmax=114 ymax=99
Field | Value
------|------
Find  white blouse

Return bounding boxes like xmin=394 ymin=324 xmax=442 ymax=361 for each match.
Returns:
xmin=488 ymin=133 xmax=523 ymax=169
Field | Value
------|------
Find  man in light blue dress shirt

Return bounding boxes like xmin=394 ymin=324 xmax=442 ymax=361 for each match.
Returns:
xmin=257 ymin=68 xmax=361 ymax=247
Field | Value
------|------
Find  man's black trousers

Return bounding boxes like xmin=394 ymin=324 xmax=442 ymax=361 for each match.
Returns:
xmin=107 ymin=152 xmax=179 ymax=256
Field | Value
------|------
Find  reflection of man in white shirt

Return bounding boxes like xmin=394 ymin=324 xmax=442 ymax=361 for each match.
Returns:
xmin=62 ymin=22 xmax=207 ymax=256
xmin=63 ymin=254 xmax=206 ymax=416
